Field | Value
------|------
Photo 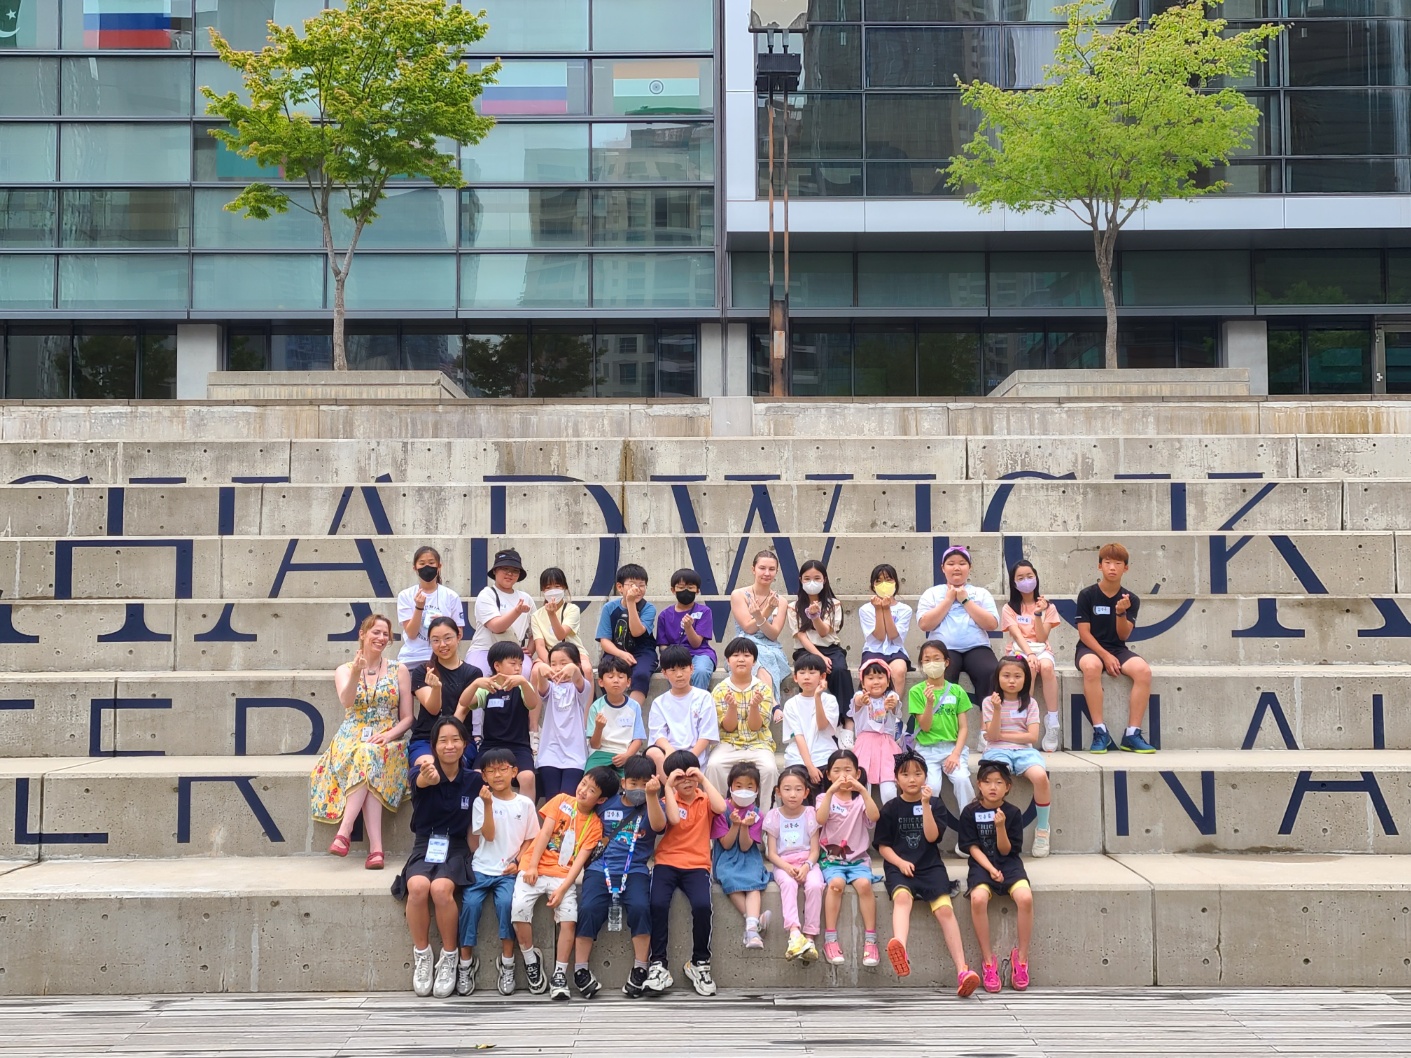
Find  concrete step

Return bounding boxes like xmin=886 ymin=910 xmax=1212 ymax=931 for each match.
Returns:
xmin=4 ymin=667 xmax=1406 ymax=758
xmin=0 ymin=753 xmax=1100 ymax=860
xmin=1 ymin=595 xmax=1407 ymax=671
xmin=1 ymin=852 xmax=1408 ymax=992
xmin=0 ymin=530 xmax=1403 ymax=601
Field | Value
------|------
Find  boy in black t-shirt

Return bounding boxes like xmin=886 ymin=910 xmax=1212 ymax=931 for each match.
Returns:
xmin=958 ymin=761 xmax=1033 ymax=992
xmin=1074 ymin=542 xmax=1155 ymax=754
xmin=459 ymin=641 xmax=543 ymax=801
xmin=875 ymin=750 xmax=980 ymax=997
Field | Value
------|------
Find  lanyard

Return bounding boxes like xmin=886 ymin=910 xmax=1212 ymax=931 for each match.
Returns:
xmin=602 ymin=811 xmax=643 ymax=897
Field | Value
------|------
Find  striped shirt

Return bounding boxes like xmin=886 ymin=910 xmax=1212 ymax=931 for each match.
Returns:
xmin=981 ymin=695 xmax=1040 ymax=752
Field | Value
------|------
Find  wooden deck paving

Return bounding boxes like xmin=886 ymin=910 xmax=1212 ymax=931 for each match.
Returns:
xmin=3 ymin=989 xmax=1411 ymax=1057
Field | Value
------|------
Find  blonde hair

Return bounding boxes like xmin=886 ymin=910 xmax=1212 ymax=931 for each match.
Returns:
xmin=358 ymin=613 xmax=392 ymax=645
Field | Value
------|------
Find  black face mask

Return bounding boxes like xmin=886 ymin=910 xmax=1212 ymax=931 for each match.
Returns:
xmin=675 ymin=589 xmax=697 ymax=605
xmin=417 ymin=566 xmax=439 ymax=583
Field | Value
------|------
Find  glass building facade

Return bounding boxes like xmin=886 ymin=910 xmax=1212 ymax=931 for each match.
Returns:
xmin=2 ymin=0 xmax=1410 ymax=397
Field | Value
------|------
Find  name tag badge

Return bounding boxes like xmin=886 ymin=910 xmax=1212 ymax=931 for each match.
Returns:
xmin=360 ymin=726 xmax=373 ymax=742
xmin=1094 ymin=605 xmax=1112 ymax=615
xmin=426 ymin=833 xmax=450 ymax=864
xmin=913 ymin=805 xmax=924 ymax=816
xmin=558 ymin=827 xmax=576 ymax=867
xmin=678 ymin=807 xmax=689 ymax=820
xmin=560 ymin=801 xmax=575 ymax=815
xmin=975 ymin=810 xmax=996 ymax=823
xmin=460 ymin=796 xmax=471 ymax=810
xmin=487 ymin=695 xmax=508 ymax=710
xmin=1018 ymin=615 xmax=1032 ymax=625
xmin=831 ymin=800 xmax=849 ymax=816
xmin=604 ymin=810 xmax=624 ymax=823
xmin=943 ymin=695 xmax=956 ymax=706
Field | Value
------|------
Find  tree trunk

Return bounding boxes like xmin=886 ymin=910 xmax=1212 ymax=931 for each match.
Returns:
xmin=332 ymin=266 xmax=348 ymax=371
xmin=1094 ymin=226 xmax=1119 ymax=370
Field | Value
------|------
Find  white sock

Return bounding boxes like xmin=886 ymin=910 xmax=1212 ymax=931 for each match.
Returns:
xmin=459 ymin=957 xmax=473 ymax=967
xmin=414 ymin=945 xmax=431 ymax=956
xmin=555 ymin=960 xmax=568 ymax=974
xmin=1045 ymin=712 xmax=1059 ymax=725
xmin=522 ymin=948 xmax=539 ymax=965
xmin=745 ymin=916 xmax=759 ymax=930
xmin=442 ymin=948 xmax=456 ymax=958
xmin=500 ymin=955 xmax=514 ymax=967
xmin=1125 ymin=726 xmax=1138 ymax=736
xmin=1093 ymin=723 xmax=1107 ymax=732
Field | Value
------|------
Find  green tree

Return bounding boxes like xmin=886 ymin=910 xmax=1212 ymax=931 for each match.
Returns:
xmin=202 ymin=0 xmax=497 ymax=370
xmin=949 ymin=1 xmax=1280 ymax=370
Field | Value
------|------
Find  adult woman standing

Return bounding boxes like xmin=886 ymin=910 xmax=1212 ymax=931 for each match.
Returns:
xmin=311 ymin=613 xmax=412 ymax=869
xmin=730 ymin=550 xmax=791 ymax=696
xmin=788 ymin=559 xmax=854 ymax=705
xmin=916 ymin=545 xmax=1001 ymax=698
xmin=467 ymin=548 xmax=535 ymax=676
xmin=397 ymin=546 xmax=465 ymax=669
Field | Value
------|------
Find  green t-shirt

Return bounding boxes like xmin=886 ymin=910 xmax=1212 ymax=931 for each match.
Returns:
xmin=906 ymin=681 xmax=972 ymax=745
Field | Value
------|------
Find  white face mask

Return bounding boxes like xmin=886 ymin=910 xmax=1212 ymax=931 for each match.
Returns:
xmin=922 ymin=661 xmax=947 ymax=680
xmin=801 ymin=580 xmax=825 ymax=595
xmin=543 ymin=588 xmax=566 ymax=604
xmin=730 ymin=788 xmax=758 ymax=807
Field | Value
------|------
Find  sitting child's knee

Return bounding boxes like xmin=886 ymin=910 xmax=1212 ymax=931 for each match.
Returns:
xmin=827 ymin=878 xmax=844 ymax=893
xmin=852 ymin=878 xmax=873 ymax=894
xmin=1013 ymin=887 xmax=1033 ymax=907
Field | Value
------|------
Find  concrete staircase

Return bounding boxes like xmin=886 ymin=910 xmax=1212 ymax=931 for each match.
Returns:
xmin=2 ymin=397 xmax=1410 ymax=994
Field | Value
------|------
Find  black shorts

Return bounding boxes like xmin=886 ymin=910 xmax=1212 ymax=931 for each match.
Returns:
xmin=860 ymin=649 xmax=913 ymax=672
xmin=883 ymin=863 xmax=955 ymax=906
xmin=481 ymin=742 xmax=535 ymax=774
xmin=1075 ymin=644 xmax=1142 ymax=669
xmin=966 ymin=864 xmax=1030 ymax=898
xmin=401 ymin=836 xmax=474 ymax=887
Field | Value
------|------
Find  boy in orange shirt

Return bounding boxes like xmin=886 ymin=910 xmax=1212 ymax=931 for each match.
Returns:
xmin=644 ymin=749 xmax=727 ymax=997
xmin=511 ymin=766 xmax=619 ymax=1000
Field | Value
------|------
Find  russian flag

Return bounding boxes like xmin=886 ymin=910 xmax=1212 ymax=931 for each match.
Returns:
xmin=83 ymin=0 xmax=172 ymax=49
xmin=479 ymin=62 xmax=569 ymax=116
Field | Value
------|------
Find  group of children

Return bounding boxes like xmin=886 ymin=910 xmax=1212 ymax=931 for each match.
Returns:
xmin=385 ymin=541 xmax=1157 ymax=999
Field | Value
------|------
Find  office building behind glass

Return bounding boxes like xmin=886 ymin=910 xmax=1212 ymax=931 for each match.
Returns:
xmin=2 ymin=0 xmax=1410 ymax=398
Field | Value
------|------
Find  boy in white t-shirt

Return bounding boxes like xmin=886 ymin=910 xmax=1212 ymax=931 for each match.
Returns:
xmin=458 ymin=747 xmax=541 ymax=996
xmin=781 ymin=653 xmax=839 ymax=790
xmin=645 ymin=645 xmax=720 ymax=780
xmin=585 ymin=655 xmax=647 ymax=773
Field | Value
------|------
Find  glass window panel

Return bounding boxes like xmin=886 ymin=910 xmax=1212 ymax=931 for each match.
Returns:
xmin=71 ymin=327 xmax=137 ymax=400
xmin=990 ymin=252 xmax=1101 ymax=308
xmin=864 ymin=162 xmax=956 ymax=195
xmin=592 ymin=252 xmax=714 ymax=308
xmin=854 ymin=325 xmax=916 ymax=395
xmin=1388 ymin=250 xmax=1411 ymax=303
xmin=592 ymin=188 xmax=713 ymax=246
xmin=1221 ymin=0 xmax=1279 ymax=15
xmin=226 ymin=329 xmax=269 ymax=371
xmin=1268 ymin=325 xmax=1304 ymax=394
xmin=594 ymin=327 xmax=656 ymax=398
xmin=4 ymin=328 xmax=68 ymax=399
xmin=867 ymin=28 xmax=999 ymax=86
xmin=1285 ymin=158 xmax=1411 ymax=192
xmin=591 ymin=58 xmax=713 ymax=116
xmin=865 ymin=94 xmax=975 ymax=160
xmin=591 ymin=123 xmax=713 ymax=181
xmin=342 ymin=254 xmax=456 ymax=310
xmin=60 ymin=190 xmax=191 ymax=248
xmin=352 ymin=189 xmax=458 ymax=249
xmin=474 ymin=60 xmax=589 ymax=117
xmin=759 ymin=94 xmax=861 ymax=161
xmin=982 ymin=327 xmax=1045 ymax=391
xmin=1385 ymin=331 xmax=1411 ymax=393
xmin=61 ymin=58 xmax=191 ymax=116
xmin=761 ymin=27 xmax=861 ymax=91
xmin=61 ymin=0 xmax=182 ymax=48
xmin=789 ymin=324 xmax=852 ymax=396
xmin=758 ymin=160 xmax=864 ymax=197
xmin=1209 ymin=23 xmax=1282 ymax=89
xmin=731 ymin=251 xmax=853 ymax=308
xmin=1194 ymin=161 xmax=1283 ymax=193
xmin=194 ymin=189 xmax=323 ymax=247
xmin=592 ymin=0 xmax=713 ymax=50
xmin=0 ymin=58 xmax=58 ymax=115
xmin=192 ymin=253 xmax=324 ymax=310
xmin=658 ymin=326 xmax=697 ymax=396
xmin=194 ymin=0 xmax=325 ymax=51
xmin=141 ymin=329 xmax=176 ymax=398
xmin=1 ymin=0 xmax=58 ymax=47
xmin=59 ymin=255 xmax=188 ymax=311
xmin=462 ymin=189 xmax=590 ymax=248
xmin=195 ymin=56 xmax=248 ymax=105
xmin=0 ymin=124 xmax=56 ymax=182
xmin=857 ymin=252 xmax=986 ymax=307
xmin=1288 ymin=19 xmax=1411 ymax=86
xmin=269 ymin=328 xmax=333 ymax=371
xmin=918 ymin=326 xmax=981 ymax=396
xmin=461 ymin=253 xmax=590 ymax=308
xmin=531 ymin=326 xmax=596 ymax=398
xmin=1120 ymin=250 xmax=1252 ymax=306
xmin=468 ymin=0 xmax=588 ymax=52
xmin=1308 ymin=326 xmax=1372 ymax=393
xmin=1118 ymin=322 xmax=1178 ymax=369
xmin=462 ymin=331 xmax=530 ymax=397
xmin=1255 ymin=250 xmax=1383 ymax=304
xmin=61 ymin=124 xmax=190 ymax=182
xmin=1229 ymin=93 xmax=1280 ymax=157
xmin=1000 ymin=27 xmax=1061 ymax=88
xmin=193 ymin=124 xmax=282 ymax=180
xmin=1176 ymin=321 xmax=1219 ymax=368
xmin=346 ymin=327 xmax=401 ymax=371
xmin=0 ymin=255 xmax=55 ymax=309
xmin=1287 ymin=89 xmax=1411 ymax=155
xmin=1048 ymin=327 xmax=1103 ymax=369
xmin=807 ymin=0 xmax=860 ymax=18
xmin=748 ymin=325 xmax=770 ymax=396
xmin=461 ymin=123 xmax=590 ymax=182
xmin=0 ymin=190 xmax=57 ymax=248
xmin=402 ymin=327 xmax=463 ymax=377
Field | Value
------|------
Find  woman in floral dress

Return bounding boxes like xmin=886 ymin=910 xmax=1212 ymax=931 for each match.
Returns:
xmin=311 ymin=613 xmax=413 ymax=869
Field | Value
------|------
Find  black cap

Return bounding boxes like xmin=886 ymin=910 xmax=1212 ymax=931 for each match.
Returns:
xmin=488 ymin=548 xmax=527 ymax=582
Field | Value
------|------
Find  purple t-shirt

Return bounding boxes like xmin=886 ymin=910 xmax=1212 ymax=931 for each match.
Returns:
xmin=656 ymin=604 xmax=717 ymax=664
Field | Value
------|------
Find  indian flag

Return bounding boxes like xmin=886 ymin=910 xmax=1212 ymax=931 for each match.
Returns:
xmin=83 ymin=0 xmax=172 ymax=49
xmin=611 ymin=61 xmax=704 ymax=116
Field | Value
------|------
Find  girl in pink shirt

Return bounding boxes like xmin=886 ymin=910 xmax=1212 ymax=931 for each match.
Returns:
xmin=1001 ymin=560 xmax=1062 ymax=752
xmin=814 ymin=749 xmax=880 ymax=967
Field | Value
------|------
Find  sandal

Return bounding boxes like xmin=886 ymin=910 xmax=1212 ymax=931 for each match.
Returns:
xmin=328 ymin=834 xmax=350 ymax=857
xmin=365 ymin=850 xmax=384 ymax=870
xmin=886 ymin=938 xmax=910 ymax=978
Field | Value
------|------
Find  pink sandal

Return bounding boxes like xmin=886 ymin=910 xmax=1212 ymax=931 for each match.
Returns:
xmin=328 ymin=834 xmax=350 ymax=857
xmin=1009 ymin=949 xmax=1030 ymax=991
xmin=364 ymin=851 xmax=384 ymax=870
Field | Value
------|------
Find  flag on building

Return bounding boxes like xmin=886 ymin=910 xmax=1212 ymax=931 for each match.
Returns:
xmin=611 ymin=61 xmax=703 ymax=116
xmin=83 ymin=0 xmax=172 ymax=49
xmin=479 ymin=62 xmax=570 ymax=116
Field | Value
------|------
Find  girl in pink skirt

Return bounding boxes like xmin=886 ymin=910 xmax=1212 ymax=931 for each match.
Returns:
xmin=849 ymin=658 xmax=904 ymax=805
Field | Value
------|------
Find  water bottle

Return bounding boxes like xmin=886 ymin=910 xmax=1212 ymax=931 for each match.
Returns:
xmin=607 ymin=894 xmax=624 ymax=932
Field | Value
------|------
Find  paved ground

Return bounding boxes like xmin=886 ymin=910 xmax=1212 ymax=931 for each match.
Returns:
xmin=4 ymin=989 xmax=1410 ymax=1056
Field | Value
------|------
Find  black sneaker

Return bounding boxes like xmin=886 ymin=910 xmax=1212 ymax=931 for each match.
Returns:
xmin=622 ymin=965 xmax=649 ymax=999
xmin=574 ymin=967 xmax=601 ymax=999
xmin=549 ymin=968 xmax=570 ymax=1001
xmin=523 ymin=950 xmax=548 ymax=996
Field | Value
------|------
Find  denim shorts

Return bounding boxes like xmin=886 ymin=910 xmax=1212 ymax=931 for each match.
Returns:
xmin=980 ymin=746 xmax=1047 ymax=776
xmin=820 ymin=858 xmax=872 ymax=884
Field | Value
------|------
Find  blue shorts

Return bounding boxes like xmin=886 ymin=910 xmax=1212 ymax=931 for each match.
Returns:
xmin=629 ymin=650 xmax=658 ymax=696
xmin=408 ymin=740 xmax=433 ymax=766
xmin=980 ymin=746 xmax=1047 ymax=776
xmin=820 ymin=858 xmax=872 ymax=885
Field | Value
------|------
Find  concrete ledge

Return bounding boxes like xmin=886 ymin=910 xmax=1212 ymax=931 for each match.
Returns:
xmin=988 ymin=369 xmax=1251 ymax=399
xmin=206 ymin=371 xmax=469 ymax=402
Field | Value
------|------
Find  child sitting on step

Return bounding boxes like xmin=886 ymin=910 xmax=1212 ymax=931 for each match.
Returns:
xmin=979 ymin=655 xmax=1051 ymax=858
xmin=958 ymin=760 xmax=1035 ymax=993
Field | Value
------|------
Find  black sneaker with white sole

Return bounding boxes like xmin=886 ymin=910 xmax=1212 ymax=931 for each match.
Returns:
xmin=574 ymin=967 xmax=601 ymax=999
xmin=622 ymin=965 xmax=649 ymax=998
xmin=549 ymin=968 xmax=570 ymax=1001
xmin=523 ymin=950 xmax=549 ymax=995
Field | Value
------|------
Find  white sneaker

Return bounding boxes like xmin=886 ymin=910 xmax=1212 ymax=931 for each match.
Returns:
xmin=1032 ymin=827 xmax=1051 ymax=858
xmin=456 ymin=955 xmax=479 ymax=996
xmin=644 ymin=961 xmax=673 ymax=993
xmin=412 ymin=947 xmax=434 ymax=997
xmin=684 ymin=960 xmax=717 ymax=997
xmin=497 ymin=958 xmax=516 ymax=995
xmin=1041 ymin=713 xmax=1061 ymax=753
xmin=432 ymin=949 xmax=458 ymax=998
